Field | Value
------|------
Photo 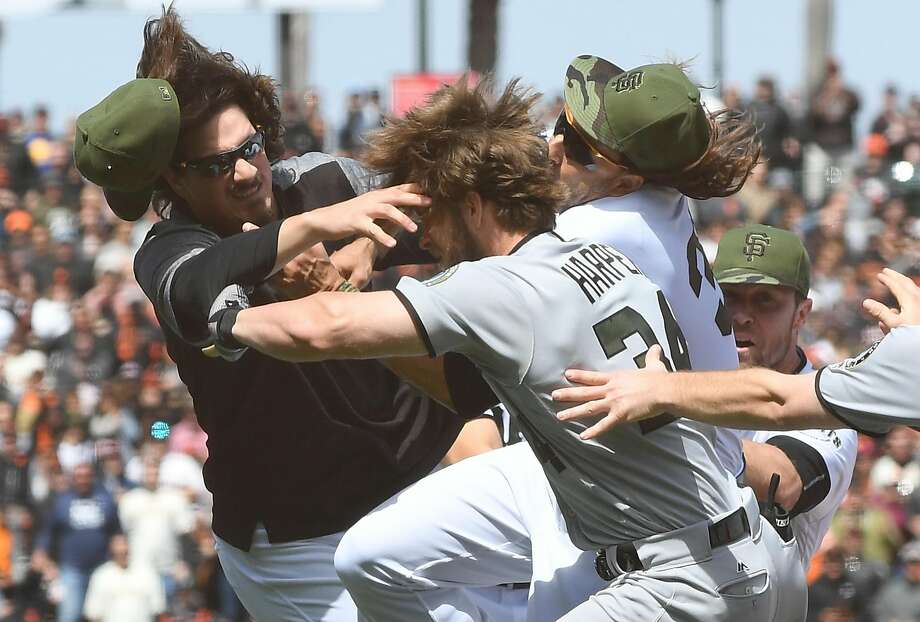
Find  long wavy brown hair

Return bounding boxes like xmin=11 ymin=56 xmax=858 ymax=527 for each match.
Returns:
xmin=628 ymin=107 xmax=762 ymax=200
xmin=137 ymin=6 xmax=284 ymax=216
xmin=363 ymin=77 xmax=564 ymax=233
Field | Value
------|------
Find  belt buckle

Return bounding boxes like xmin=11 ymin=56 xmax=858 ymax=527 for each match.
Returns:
xmin=594 ymin=549 xmax=616 ymax=581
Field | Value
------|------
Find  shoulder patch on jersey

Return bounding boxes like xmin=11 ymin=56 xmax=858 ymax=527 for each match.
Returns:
xmin=839 ymin=339 xmax=881 ymax=370
xmin=424 ymin=265 xmax=459 ymax=287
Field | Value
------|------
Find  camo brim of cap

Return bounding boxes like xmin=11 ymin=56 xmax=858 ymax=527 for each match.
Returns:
xmin=563 ymin=55 xmax=625 ymax=152
xmin=715 ymin=267 xmax=783 ymax=287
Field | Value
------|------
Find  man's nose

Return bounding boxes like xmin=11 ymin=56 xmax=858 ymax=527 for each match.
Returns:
xmin=233 ymin=156 xmax=258 ymax=183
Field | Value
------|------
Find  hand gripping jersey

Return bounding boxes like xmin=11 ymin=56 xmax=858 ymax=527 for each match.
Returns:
xmin=395 ymin=231 xmax=739 ymax=550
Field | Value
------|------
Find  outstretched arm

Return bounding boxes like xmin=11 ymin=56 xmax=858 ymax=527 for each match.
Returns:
xmin=552 ymin=345 xmax=837 ymax=439
xmin=231 ymin=290 xmax=427 ymax=362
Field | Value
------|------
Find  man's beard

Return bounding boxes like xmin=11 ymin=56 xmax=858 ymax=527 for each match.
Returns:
xmin=436 ymin=216 xmax=483 ymax=269
xmin=737 ymin=332 xmax=795 ymax=371
xmin=558 ymin=178 xmax=592 ymax=211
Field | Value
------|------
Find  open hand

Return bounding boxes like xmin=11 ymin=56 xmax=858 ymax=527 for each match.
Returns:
xmin=551 ymin=345 xmax=671 ymax=439
xmin=863 ymin=268 xmax=920 ymax=334
xmin=308 ymin=183 xmax=428 ymax=248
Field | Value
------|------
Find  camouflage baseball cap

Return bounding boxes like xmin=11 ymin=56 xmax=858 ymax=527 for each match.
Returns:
xmin=563 ymin=56 xmax=710 ymax=174
xmin=74 ymin=78 xmax=180 ymax=221
xmin=714 ymin=225 xmax=811 ymax=298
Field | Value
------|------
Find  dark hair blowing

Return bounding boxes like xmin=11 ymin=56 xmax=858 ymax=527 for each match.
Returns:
xmin=363 ymin=78 xmax=564 ymax=233
xmin=136 ymin=7 xmax=283 ymax=215
xmin=633 ymin=107 xmax=762 ymax=201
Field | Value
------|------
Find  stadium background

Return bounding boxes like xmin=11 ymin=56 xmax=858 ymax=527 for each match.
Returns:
xmin=0 ymin=0 xmax=917 ymax=620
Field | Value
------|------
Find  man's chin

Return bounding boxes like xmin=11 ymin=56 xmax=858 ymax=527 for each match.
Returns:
xmin=241 ymin=195 xmax=276 ymax=225
xmin=736 ymin=351 xmax=759 ymax=368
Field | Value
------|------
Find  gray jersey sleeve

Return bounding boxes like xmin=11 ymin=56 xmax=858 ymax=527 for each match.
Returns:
xmin=394 ymin=262 xmax=535 ymax=386
xmin=815 ymin=326 xmax=920 ymax=436
xmin=272 ymin=153 xmax=387 ymax=194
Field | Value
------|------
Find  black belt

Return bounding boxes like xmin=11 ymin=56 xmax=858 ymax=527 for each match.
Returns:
xmin=595 ymin=506 xmax=751 ymax=581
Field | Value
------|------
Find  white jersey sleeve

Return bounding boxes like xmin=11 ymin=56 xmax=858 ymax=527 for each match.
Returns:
xmin=751 ymin=428 xmax=857 ymax=566
xmin=395 ymin=261 xmax=534 ymax=386
xmin=816 ymin=326 xmax=920 ymax=436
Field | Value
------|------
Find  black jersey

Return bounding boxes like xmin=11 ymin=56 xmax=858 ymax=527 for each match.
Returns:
xmin=134 ymin=153 xmax=461 ymax=550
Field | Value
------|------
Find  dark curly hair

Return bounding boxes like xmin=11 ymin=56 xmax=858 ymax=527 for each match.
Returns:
xmin=646 ymin=107 xmax=762 ymax=200
xmin=362 ymin=77 xmax=564 ymax=233
xmin=137 ymin=6 xmax=284 ymax=216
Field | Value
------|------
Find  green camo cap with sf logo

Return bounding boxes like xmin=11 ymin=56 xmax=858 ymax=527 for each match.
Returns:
xmin=74 ymin=78 xmax=180 ymax=221
xmin=563 ymin=55 xmax=711 ymax=174
xmin=713 ymin=225 xmax=811 ymax=298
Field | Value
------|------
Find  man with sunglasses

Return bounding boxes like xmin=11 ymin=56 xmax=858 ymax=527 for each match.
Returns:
xmin=72 ymin=9 xmax=474 ymax=622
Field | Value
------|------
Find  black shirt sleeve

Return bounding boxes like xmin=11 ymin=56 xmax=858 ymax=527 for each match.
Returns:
xmin=134 ymin=219 xmax=283 ymax=344
xmin=443 ymin=353 xmax=500 ymax=417
xmin=374 ymin=229 xmax=435 ymax=271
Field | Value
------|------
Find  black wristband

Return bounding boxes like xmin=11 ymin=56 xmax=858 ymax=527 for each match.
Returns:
xmin=766 ymin=435 xmax=831 ymax=516
xmin=208 ymin=306 xmax=244 ymax=350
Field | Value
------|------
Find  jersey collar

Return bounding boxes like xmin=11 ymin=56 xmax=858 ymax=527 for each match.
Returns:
xmin=508 ymin=228 xmax=555 ymax=255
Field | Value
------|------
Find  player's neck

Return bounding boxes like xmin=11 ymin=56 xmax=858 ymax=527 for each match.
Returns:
xmin=471 ymin=209 xmax=538 ymax=257
xmin=775 ymin=345 xmax=806 ymax=375
xmin=491 ymin=228 xmax=539 ymax=257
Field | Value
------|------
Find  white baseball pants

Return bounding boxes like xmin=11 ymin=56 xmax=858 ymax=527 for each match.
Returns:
xmin=334 ymin=443 xmax=606 ymax=622
xmin=335 ymin=444 xmax=807 ymax=622
xmin=216 ymin=526 xmax=357 ymax=622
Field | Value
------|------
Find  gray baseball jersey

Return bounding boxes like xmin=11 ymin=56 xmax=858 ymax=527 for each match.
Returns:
xmin=395 ymin=231 xmax=739 ymax=550
xmin=816 ymin=325 xmax=920 ymax=436
xmin=556 ymin=189 xmax=744 ymax=477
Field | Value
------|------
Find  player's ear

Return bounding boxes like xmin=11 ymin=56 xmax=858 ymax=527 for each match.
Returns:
xmin=547 ymin=135 xmax=564 ymax=168
xmin=162 ymin=166 xmax=191 ymax=203
xmin=793 ymin=297 xmax=813 ymax=329
xmin=464 ymin=192 xmax=484 ymax=227
xmin=609 ymin=172 xmax=644 ymax=196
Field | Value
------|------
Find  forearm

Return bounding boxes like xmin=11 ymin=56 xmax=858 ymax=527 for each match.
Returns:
xmin=741 ymin=439 xmax=802 ymax=509
xmin=381 ymin=353 xmax=500 ymax=418
xmin=231 ymin=293 xmax=357 ymax=362
xmin=657 ymin=368 xmax=835 ymax=431
xmin=442 ymin=418 xmax=503 ymax=465
xmin=231 ymin=290 xmax=426 ymax=362
xmin=383 ymin=356 xmax=455 ymax=410
xmin=273 ymin=212 xmax=340 ymax=275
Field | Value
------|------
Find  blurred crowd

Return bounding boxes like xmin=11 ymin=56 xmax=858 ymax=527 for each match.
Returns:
xmin=0 ymin=60 xmax=914 ymax=621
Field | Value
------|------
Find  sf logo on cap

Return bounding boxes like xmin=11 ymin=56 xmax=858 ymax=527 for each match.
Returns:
xmin=614 ymin=72 xmax=643 ymax=93
xmin=743 ymin=232 xmax=770 ymax=262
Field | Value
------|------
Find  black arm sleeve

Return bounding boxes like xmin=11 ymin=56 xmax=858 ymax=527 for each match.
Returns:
xmin=135 ymin=219 xmax=283 ymax=344
xmin=374 ymin=229 xmax=435 ymax=271
xmin=443 ymin=353 xmax=500 ymax=418
xmin=765 ymin=435 xmax=831 ymax=517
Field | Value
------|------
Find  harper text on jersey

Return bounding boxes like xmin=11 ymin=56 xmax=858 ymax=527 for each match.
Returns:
xmin=561 ymin=243 xmax=642 ymax=303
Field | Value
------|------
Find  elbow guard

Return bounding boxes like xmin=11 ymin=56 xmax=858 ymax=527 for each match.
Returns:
xmin=765 ymin=435 xmax=831 ymax=516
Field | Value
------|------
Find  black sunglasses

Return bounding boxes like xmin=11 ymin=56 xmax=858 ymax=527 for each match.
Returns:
xmin=177 ymin=130 xmax=265 ymax=178
xmin=553 ymin=111 xmax=596 ymax=168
